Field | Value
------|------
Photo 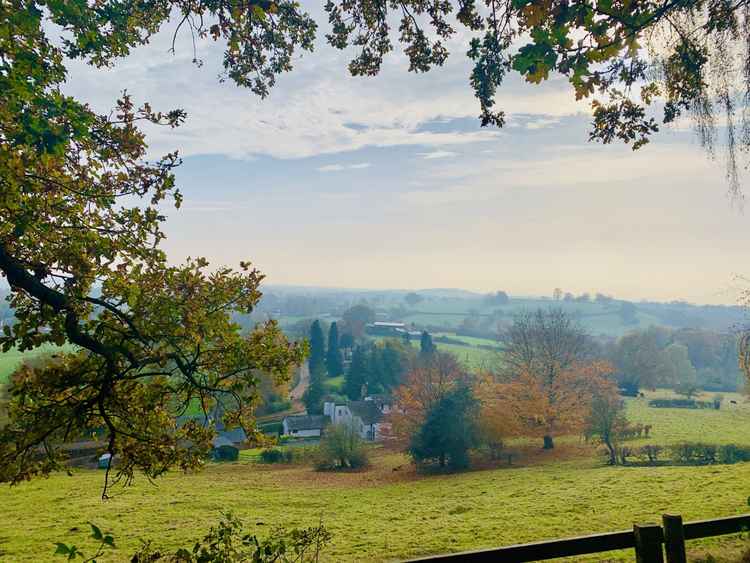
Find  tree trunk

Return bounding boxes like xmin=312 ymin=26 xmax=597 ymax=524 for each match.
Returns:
xmin=543 ymin=435 xmax=554 ymax=449
xmin=439 ymin=453 xmax=445 ymax=467
xmin=605 ymin=439 xmax=617 ymax=465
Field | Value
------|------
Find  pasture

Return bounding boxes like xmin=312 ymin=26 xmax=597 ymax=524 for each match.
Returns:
xmin=1 ymin=391 xmax=750 ymax=562
xmin=0 ymin=343 xmax=76 ymax=384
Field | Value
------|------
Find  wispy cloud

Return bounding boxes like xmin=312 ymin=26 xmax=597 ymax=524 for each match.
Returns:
xmin=317 ymin=162 xmax=372 ymax=172
xmin=418 ymin=150 xmax=459 ymax=160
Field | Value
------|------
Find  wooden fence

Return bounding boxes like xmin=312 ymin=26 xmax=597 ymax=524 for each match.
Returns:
xmin=405 ymin=513 xmax=750 ymax=562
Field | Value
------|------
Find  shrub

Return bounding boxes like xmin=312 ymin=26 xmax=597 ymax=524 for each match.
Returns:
xmin=648 ymin=398 xmax=714 ymax=409
xmin=55 ymin=513 xmax=331 ymax=562
xmin=713 ymin=394 xmax=723 ymax=410
xmin=672 ymin=443 xmax=717 ymax=465
xmin=718 ymin=444 xmax=750 ymax=464
xmin=259 ymin=448 xmax=285 ymax=463
xmin=214 ymin=445 xmax=239 ymax=462
xmin=634 ymin=445 xmax=663 ymax=465
xmin=316 ymin=423 xmax=369 ymax=470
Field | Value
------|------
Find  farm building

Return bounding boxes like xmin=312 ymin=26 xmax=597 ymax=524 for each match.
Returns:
xmin=366 ymin=321 xmax=406 ymax=336
xmin=282 ymin=414 xmax=328 ymax=438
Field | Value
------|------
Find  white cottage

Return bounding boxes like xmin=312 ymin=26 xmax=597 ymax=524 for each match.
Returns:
xmin=323 ymin=399 xmax=388 ymax=441
xmin=281 ymin=414 xmax=328 ymax=438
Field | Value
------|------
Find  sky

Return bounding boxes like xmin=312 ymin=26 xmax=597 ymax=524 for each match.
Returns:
xmin=60 ymin=4 xmax=750 ymax=305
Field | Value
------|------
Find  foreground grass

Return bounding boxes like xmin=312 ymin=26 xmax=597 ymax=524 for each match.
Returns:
xmin=2 ymin=451 xmax=749 ymax=562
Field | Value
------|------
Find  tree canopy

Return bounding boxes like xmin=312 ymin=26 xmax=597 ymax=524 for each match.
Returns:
xmin=0 ymin=0 xmax=310 ymax=491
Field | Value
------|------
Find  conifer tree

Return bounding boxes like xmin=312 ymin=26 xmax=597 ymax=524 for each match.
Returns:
xmin=309 ymin=320 xmax=326 ymax=374
xmin=420 ymin=331 xmax=436 ymax=357
xmin=303 ymin=364 xmax=326 ymax=415
xmin=344 ymin=346 xmax=369 ymax=400
xmin=326 ymin=322 xmax=343 ymax=377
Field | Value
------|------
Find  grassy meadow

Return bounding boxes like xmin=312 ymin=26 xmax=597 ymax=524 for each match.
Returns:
xmin=0 ymin=343 xmax=76 ymax=384
xmin=2 ymin=391 xmax=750 ymax=562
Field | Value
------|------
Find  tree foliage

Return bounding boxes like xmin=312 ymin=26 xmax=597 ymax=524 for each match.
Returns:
xmin=408 ymin=383 xmax=480 ymax=470
xmin=309 ymin=320 xmax=326 ymax=374
xmin=1 ymin=0 xmax=315 ymax=492
xmin=323 ymin=0 xmax=750 ymax=191
xmin=303 ymin=364 xmax=326 ymax=415
xmin=500 ymin=308 xmax=591 ymax=384
xmin=316 ymin=422 xmax=368 ymax=470
xmin=55 ymin=513 xmax=330 ymax=562
xmin=388 ymin=352 xmax=466 ymax=445
xmin=343 ymin=340 xmax=413 ymax=400
xmin=340 ymin=305 xmax=375 ymax=340
xmin=496 ymin=361 xmax=617 ymax=449
xmin=326 ymin=322 xmax=343 ymax=378
xmin=584 ymin=390 xmax=628 ymax=465
xmin=404 ymin=292 xmax=423 ymax=306
xmin=419 ymin=331 xmax=435 ymax=357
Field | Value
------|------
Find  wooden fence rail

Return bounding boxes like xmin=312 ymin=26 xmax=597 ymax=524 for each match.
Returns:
xmin=405 ymin=513 xmax=750 ymax=562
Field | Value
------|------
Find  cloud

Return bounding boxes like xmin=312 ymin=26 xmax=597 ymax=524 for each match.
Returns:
xmin=418 ymin=150 xmax=459 ymax=160
xmin=59 ymin=13 xmax=587 ymax=161
xmin=317 ymin=162 xmax=372 ymax=172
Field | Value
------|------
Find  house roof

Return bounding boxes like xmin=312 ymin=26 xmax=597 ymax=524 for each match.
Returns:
xmin=219 ymin=428 xmax=247 ymax=444
xmin=284 ymin=414 xmax=328 ymax=431
xmin=212 ymin=436 xmax=235 ymax=449
xmin=349 ymin=401 xmax=383 ymax=425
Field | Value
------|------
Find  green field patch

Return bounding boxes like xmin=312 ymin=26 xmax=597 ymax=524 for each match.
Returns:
xmin=0 ymin=344 xmax=77 ymax=383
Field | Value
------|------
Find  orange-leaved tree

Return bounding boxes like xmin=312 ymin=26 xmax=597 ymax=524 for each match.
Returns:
xmin=497 ymin=361 xmax=617 ymax=450
xmin=474 ymin=372 xmax=524 ymax=459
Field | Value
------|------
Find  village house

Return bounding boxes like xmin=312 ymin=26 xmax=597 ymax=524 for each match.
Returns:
xmin=281 ymin=414 xmax=328 ymax=438
xmin=282 ymin=395 xmax=392 ymax=441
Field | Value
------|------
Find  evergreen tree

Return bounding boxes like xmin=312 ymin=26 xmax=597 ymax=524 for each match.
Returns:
xmin=303 ymin=364 xmax=326 ymax=415
xmin=409 ymin=384 xmax=480 ymax=470
xmin=309 ymin=320 xmax=326 ymax=374
xmin=339 ymin=332 xmax=355 ymax=350
xmin=344 ymin=346 xmax=369 ymax=400
xmin=326 ymin=322 xmax=343 ymax=377
xmin=420 ymin=331 xmax=436 ymax=357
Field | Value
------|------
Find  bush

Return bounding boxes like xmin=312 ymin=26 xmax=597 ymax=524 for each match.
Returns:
xmin=55 ymin=513 xmax=331 ymax=562
xmin=718 ymin=444 xmax=750 ymax=464
xmin=316 ymin=423 xmax=369 ymax=470
xmin=259 ymin=447 xmax=314 ymax=464
xmin=713 ymin=394 xmax=723 ymax=410
xmin=214 ymin=445 xmax=239 ymax=461
xmin=259 ymin=448 xmax=285 ymax=463
xmin=634 ymin=445 xmax=663 ymax=465
xmin=672 ymin=443 xmax=717 ymax=465
xmin=648 ymin=398 xmax=713 ymax=409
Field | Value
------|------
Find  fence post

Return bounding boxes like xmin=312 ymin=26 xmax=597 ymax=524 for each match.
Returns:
xmin=634 ymin=523 xmax=664 ymax=563
xmin=662 ymin=514 xmax=687 ymax=563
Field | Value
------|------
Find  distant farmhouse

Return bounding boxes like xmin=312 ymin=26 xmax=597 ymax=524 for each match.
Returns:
xmin=282 ymin=395 xmax=392 ymax=441
xmin=365 ymin=321 xmax=421 ymax=339
xmin=282 ymin=414 xmax=328 ymax=438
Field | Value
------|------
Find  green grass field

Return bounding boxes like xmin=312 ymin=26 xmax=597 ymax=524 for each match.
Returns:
xmin=0 ymin=343 xmax=76 ymax=384
xmin=370 ymin=335 xmax=499 ymax=371
xmin=2 ymin=390 xmax=750 ymax=562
